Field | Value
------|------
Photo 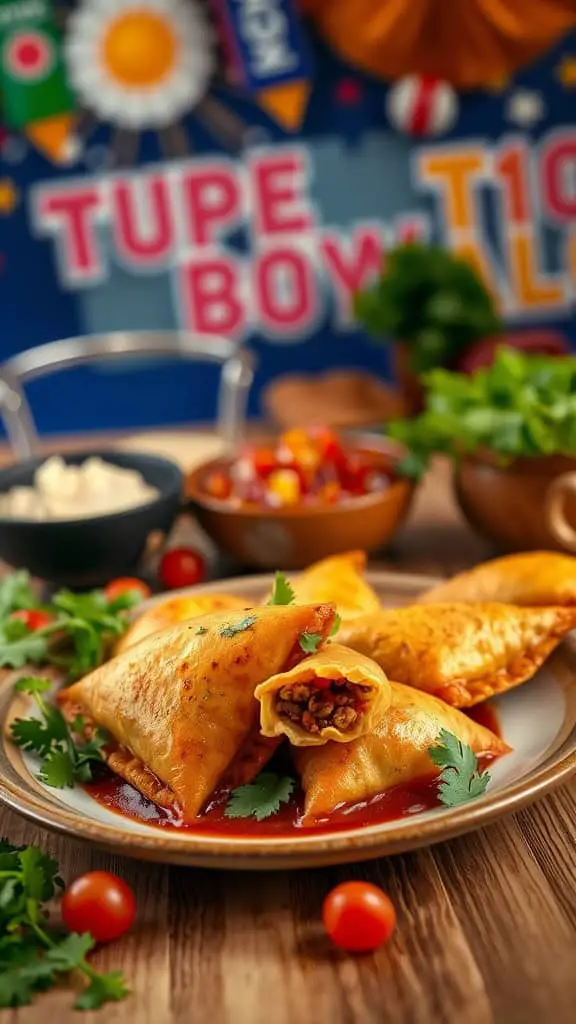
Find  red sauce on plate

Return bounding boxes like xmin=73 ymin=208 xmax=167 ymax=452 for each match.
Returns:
xmin=83 ymin=748 xmax=496 ymax=837
xmin=84 ymin=772 xmax=443 ymax=835
xmin=466 ymin=701 xmax=502 ymax=738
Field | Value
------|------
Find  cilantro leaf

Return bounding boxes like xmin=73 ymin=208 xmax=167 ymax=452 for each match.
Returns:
xmin=14 ymin=676 xmax=52 ymax=696
xmin=225 ymin=772 xmax=296 ymax=822
xmin=0 ymin=570 xmax=37 ymax=620
xmin=428 ymin=729 xmax=491 ymax=807
xmin=219 ymin=615 xmax=257 ymax=638
xmin=11 ymin=678 xmax=105 ymax=790
xmin=38 ymin=748 xmax=76 ymax=789
xmin=75 ymin=971 xmax=129 ymax=1010
xmin=45 ymin=933 xmax=94 ymax=971
xmin=330 ymin=613 xmax=342 ymax=637
xmin=10 ymin=717 xmax=55 ymax=756
xmin=299 ymin=632 xmax=323 ymax=654
xmin=0 ymin=621 xmax=48 ymax=668
xmin=18 ymin=845 xmax=61 ymax=904
xmin=0 ymin=939 xmax=55 ymax=1007
xmin=268 ymin=572 xmax=295 ymax=606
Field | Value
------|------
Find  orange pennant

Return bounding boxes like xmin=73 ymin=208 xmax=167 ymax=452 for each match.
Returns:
xmin=25 ymin=113 xmax=77 ymax=164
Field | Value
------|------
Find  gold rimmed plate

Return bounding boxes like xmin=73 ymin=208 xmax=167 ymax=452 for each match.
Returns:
xmin=1 ymin=571 xmax=575 ymax=869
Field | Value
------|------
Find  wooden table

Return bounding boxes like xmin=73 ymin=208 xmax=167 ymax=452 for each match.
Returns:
xmin=2 ymin=459 xmax=575 ymax=1024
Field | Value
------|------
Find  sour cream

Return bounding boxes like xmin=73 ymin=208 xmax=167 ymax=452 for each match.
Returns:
xmin=0 ymin=455 xmax=160 ymax=521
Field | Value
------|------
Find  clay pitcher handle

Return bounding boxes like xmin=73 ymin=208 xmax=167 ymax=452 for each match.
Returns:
xmin=545 ymin=472 xmax=576 ymax=552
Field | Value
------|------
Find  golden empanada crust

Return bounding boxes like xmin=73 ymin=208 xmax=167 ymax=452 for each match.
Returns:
xmin=417 ymin=551 xmax=576 ymax=608
xmin=59 ymin=602 xmax=335 ymax=820
xmin=295 ymin=681 xmax=510 ymax=821
xmin=337 ymin=602 xmax=576 ymax=706
xmin=289 ymin=551 xmax=381 ymax=621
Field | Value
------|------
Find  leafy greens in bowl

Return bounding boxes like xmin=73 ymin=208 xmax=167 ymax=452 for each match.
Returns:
xmin=389 ymin=348 xmax=576 ymax=478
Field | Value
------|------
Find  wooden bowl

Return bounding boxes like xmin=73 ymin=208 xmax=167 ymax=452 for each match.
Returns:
xmin=454 ymin=453 xmax=576 ymax=553
xmin=186 ymin=437 xmax=416 ymax=570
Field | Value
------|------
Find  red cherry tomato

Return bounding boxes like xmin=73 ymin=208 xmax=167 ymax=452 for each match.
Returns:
xmin=10 ymin=609 xmax=52 ymax=630
xmin=159 ymin=547 xmax=206 ymax=590
xmin=322 ymin=881 xmax=396 ymax=953
xmin=61 ymin=871 xmax=136 ymax=944
xmin=104 ymin=577 xmax=151 ymax=602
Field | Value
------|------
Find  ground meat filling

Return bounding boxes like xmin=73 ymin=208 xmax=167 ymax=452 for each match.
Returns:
xmin=275 ymin=677 xmax=372 ymax=734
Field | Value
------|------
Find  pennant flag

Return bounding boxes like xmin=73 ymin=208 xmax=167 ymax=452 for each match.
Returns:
xmin=0 ymin=0 xmax=76 ymax=163
xmin=215 ymin=0 xmax=313 ymax=131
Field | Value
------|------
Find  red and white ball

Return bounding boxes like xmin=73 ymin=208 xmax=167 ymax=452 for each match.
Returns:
xmin=386 ymin=75 xmax=458 ymax=137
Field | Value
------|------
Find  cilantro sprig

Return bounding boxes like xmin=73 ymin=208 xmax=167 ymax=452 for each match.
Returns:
xmin=298 ymin=632 xmax=323 ymax=654
xmin=0 ymin=840 xmax=128 ymax=1010
xmin=0 ymin=572 xmax=143 ymax=679
xmin=428 ymin=729 xmax=491 ymax=807
xmin=267 ymin=572 xmax=295 ymax=606
xmin=10 ymin=677 xmax=107 ymax=789
xmin=225 ymin=772 xmax=296 ymax=821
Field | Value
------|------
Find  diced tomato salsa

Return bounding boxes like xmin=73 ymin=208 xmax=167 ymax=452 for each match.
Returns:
xmin=202 ymin=427 xmax=396 ymax=509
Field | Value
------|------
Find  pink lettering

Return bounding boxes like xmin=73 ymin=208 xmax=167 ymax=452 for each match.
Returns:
xmin=112 ymin=176 xmax=172 ymax=266
xmin=179 ymin=256 xmax=245 ymax=336
xmin=252 ymin=152 xmax=314 ymax=236
xmin=257 ymin=248 xmax=316 ymax=332
xmin=35 ymin=187 xmax=102 ymax=281
xmin=541 ymin=138 xmax=576 ymax=221
xmin=320 ymin=228 xmax=382 ymax=323
xmin=182 ymin=164 xmax=241 ymax=247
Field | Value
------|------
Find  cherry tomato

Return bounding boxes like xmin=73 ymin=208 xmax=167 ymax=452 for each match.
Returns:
xmin=61 ymin=871 xmax=136 ymax=944
xmin=104 ymin=577 xmax=151 ymax=602
xmin=10 ymin=609 xmax=52 ymax=631
xmin=159 ymin=547 xmax=206 ymax=590
xmin=322 ymin=881 xmax=396 ymax=953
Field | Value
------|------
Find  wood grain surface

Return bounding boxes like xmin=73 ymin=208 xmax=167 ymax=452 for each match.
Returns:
xmin=1 ymin=457 xmax=575 ymax=1024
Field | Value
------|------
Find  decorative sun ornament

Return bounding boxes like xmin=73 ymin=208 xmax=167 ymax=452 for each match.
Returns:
xmin=65 ymin=0 xmax=215 ymax=130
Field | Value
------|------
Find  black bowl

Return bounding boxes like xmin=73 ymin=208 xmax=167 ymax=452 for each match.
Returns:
xmin=0 ymin=450 xmax=183 ymax=587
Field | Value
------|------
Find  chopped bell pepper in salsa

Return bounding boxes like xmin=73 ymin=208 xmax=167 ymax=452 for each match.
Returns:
xmin=202 ymin=428 xmax=396 ymax=509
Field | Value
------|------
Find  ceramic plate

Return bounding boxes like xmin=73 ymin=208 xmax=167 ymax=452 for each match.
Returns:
xmin=1 ymin=571 xmax=575 ymax=869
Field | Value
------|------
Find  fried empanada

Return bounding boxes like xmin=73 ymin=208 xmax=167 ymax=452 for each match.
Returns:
xmin=59 ymin=603 xmax=336 ymax=821
xmin=337 ymin=602 xmax=576 ymax=706
xmin=255 ymin=643 xmax=391 ymax=746
xmin=417 ymin=551 xmax=576 ymax=608
xmin=288 ymin=551 xmax=381 ymax=621
xmin=116 ymin=592 xmax=251 ymax=652
xmin=294 ymin=682 xmax=510 ymax=822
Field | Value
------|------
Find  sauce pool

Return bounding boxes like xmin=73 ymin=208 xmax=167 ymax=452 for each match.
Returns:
xmin=83 ymin=701 xmax=501 ymax=836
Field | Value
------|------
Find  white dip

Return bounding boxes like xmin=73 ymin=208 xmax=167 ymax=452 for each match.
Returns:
xmin=0 ymin=455 xmax=160 ymax=520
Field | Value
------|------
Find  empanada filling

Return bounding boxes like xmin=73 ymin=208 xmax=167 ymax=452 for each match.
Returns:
xmin=275 ymin=677 xmax=371 ymax=734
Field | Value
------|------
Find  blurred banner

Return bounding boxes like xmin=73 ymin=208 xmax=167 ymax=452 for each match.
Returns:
xmin=0 ymin=1 xmax=574 ymax=434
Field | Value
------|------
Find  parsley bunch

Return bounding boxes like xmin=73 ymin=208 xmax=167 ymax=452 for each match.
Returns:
xmin=0 ymin=572 xmax=142 ymax=679
xmin=0 ymin=841 xmax=128 ymax=1010
xmin=11 ymin=677 xmax=107 ymax=789
xmin=429 ymin=729 xmax=491 ymax=806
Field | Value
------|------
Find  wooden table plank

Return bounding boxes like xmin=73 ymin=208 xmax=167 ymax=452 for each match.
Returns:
xmin=1 ymin=454 xmax=575 ymax=1023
